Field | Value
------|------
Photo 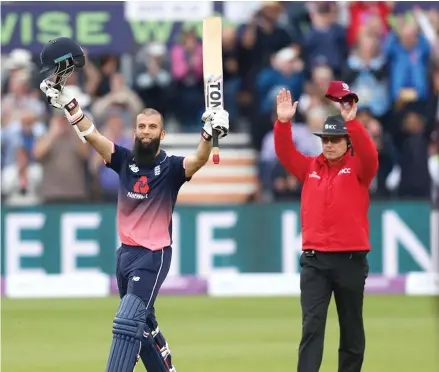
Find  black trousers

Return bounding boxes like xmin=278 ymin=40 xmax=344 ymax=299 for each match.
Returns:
xmin=298 ymin=250 xmax=369 ymax=372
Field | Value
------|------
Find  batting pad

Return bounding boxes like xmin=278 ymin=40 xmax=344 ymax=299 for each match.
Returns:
xmin=106 ymin=294 xmax=145 ymax=372
xmin=140 ymin=322 xmax=174 ymax=372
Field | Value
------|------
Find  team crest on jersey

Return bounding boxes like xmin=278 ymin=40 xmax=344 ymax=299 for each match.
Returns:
xmin=129 ymin=163 xmax=139 ymax=173
xmin=127 ymin=176 xmax=149 ymax=199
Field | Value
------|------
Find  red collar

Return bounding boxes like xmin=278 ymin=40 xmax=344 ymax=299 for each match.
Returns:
xmin=316 ymin=153 xmax=349 ymax=169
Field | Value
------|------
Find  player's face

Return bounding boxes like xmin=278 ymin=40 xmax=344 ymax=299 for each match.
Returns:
xmin=133 ymin=114 xmax=166 ymax=166
xmin=321 ymin=136 xmax=348 ymax=162
xmin=135 ymin=114 xmax=165 ymax=143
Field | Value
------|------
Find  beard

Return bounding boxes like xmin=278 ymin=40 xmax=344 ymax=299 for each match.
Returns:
xmin=133 ymin=136 xmax=161 ymax=167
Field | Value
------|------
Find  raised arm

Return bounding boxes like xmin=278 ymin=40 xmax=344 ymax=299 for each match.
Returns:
xmin=68 ymin=106 xmax=114 ymax=164
xmin=40 ymin=82 xmax=114 ymax=164
xmin=184 ymin=138 xmax=212 ymax=179
xmin=184 ymin=109 xmax=230 ymax=179
xmin=339 ymin=102 xmax=379 ymax=186
xmin=274 ymin=89 xmax=313 ymax=183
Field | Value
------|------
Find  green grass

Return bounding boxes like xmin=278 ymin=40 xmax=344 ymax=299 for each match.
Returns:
xmin=2 ymin=295 xmax=438 ymax=371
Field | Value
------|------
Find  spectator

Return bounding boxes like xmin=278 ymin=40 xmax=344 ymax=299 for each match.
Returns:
xmin=303 ymin=1 xmax=348 ymax=77
xmin=92 ymin=54 xmax=120 ymax=98
xmin=236 ymin=1 xmax=295 ymax=86
xmin=1 ymin=2 xmax=438 ymax=207
xmin=398 ymin=111 xmax=432 ymax=198
xmin=235 ymin=1 xmax=296 ymax=124
xmin=33 ymin=114 xmax=90 ymax=203
xmin=356 ymin=109 xmax=399 ymax=197
xmin=1 ymin=48 xmax=38 ymax=93
xmin=170 ymin=28 xmax=204 ymax=130
xmin=342 ymin=30 xmax=390 ymax=120
xmin=222 ymin=25 xmax=241 ymax=127
xmin=271 ymin=160 xmax=302 ymax=201
xmin=133 ymin=42 xmax=172 ymax=119
xmin=256 ymin=47 xmax=305 ymax=116
xmin=91 ymin=73 xmax=143 ymax=128
xmin=1 ymin=110 xmax=46 ymax=168
xmin=384 ymin=22 xmax=431 ymax=105
xmin=298 ymin=63 xmax=338 ymax=120
xmin=1 ymin=146 xmax=42 ymax=206
xmin=1 ymin=70 xmax=46 ymax=127
xmin=347 ymin=2 xmax=390 ymax=46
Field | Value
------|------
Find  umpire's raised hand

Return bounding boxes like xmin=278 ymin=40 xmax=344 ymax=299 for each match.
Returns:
xmin=339 ymin=100 xmax=358 ymax=122
xmin=276 ymin=88 xmax=298 ymax=123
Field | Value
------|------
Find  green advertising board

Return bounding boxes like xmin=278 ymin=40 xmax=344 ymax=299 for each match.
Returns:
xmin=1 ymin=202 xmax=437 ymax=277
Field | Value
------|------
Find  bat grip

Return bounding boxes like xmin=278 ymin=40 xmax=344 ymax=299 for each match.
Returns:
xmin=212 ymin=129 xmax=220 ymax=164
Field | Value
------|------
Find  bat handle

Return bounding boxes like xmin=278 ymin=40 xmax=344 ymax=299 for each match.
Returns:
xmin=212 ymin=129 xmax=220 ymax=164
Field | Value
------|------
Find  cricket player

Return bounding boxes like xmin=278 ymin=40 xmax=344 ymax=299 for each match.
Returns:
xmin=274 ymin=84 xmax=379 ymax=372
xmin=39 ymin=37 xmax=230 ymax=372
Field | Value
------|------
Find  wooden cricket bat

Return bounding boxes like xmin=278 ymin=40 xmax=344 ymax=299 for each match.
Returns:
xmin=202 ymin=16 xmax=223 ymax=165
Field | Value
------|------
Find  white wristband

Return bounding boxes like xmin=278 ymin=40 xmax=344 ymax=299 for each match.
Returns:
xmin=64 ymin=108 xmax=95 ymax=143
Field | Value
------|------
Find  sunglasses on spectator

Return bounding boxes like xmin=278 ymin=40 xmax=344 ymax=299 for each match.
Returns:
xmin=321 ymin=136 xmax=345 ymax=144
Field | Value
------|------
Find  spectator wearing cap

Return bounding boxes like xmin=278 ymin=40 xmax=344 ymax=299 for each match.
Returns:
xmin=1 ymin=70 xmax=47 ymax=127
xmin=1 ymin=48 xmax=38 ymax=92
xmin=256 ymin=47 xmax=305 ymax=116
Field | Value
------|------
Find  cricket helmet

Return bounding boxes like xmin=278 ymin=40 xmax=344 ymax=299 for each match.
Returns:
xmin=312 ymin=115 xmax=349 ymax=137
xmin=40 ymin=37 xmax=85 ymax=89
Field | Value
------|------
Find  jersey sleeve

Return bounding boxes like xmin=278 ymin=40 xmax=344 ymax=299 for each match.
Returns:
xmin=169 ymin=155 xmax=191 ymax=189
xmin=105 ymin=142 xmax=132 ymax=174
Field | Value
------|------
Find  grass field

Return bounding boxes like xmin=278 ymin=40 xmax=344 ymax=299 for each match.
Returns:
xmin=2 ymin=295 xmax=438 ymax=372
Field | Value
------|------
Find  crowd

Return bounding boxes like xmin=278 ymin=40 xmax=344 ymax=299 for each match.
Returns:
xmin=1 ymin=1 xmax=438 ymax=206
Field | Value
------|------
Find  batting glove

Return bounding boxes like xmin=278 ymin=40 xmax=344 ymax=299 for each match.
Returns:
xmin=40 ymin=81 xmax=92 ymax=143
xmin=201 ymin=109 xmax=229 ymax=141
xmin=40 ymin=81 xmax=78 ymax=112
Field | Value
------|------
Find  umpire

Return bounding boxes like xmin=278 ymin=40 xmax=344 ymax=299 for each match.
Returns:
xmin=273 ymin=83 xmax=379 ymax=372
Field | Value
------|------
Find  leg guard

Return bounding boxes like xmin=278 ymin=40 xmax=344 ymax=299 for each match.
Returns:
xmin=106 ymin=294 xmax=145 ymax=372
xmin=139 ymin=314 xmax=177 ymax=372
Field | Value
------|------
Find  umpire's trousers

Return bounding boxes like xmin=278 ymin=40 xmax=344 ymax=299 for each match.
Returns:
xmin=298 ymin=250 xmax=369 ymax=372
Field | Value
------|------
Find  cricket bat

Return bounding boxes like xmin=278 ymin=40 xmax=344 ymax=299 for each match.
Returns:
xmin=202 ymin=16 xmax=223 ymax=165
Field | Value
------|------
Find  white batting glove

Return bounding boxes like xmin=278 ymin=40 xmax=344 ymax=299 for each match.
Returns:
xmin=40 ymin=80 xmax=92 ymax=144
xmin=40 ymin=81 xmax=77 ymax=111
xmin=201 ymin=109 xmax=229 ymax=141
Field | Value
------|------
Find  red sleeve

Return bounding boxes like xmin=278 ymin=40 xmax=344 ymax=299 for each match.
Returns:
xmin=346 ymin=119 xmax=379 ymax=186
xmin=273 ymin=120 xmax=313 ymax=183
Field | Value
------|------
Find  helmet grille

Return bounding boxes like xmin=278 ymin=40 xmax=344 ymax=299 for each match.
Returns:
xmin=47 ymin=58 xmax=75 ymax=90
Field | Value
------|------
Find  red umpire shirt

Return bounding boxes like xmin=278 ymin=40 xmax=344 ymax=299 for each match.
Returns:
xmin=273 ymin=117 xmax=379 ymax=253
